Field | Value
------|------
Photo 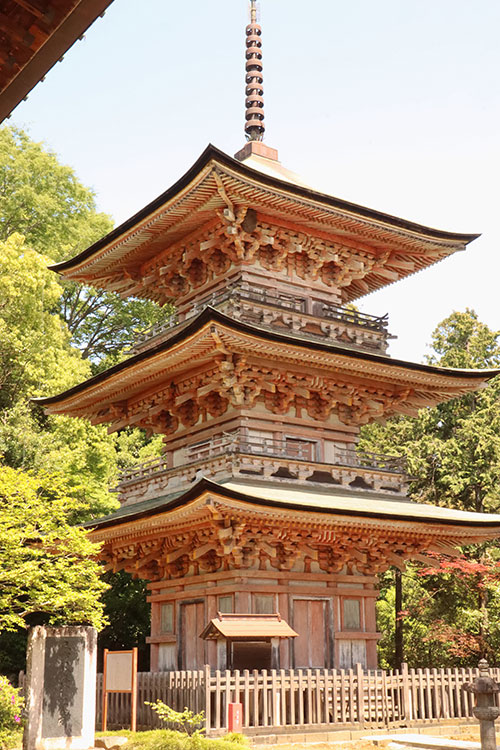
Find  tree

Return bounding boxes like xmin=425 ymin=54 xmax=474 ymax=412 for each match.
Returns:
xmin=0 ymin=466 xmax=108 ymax=632
xmin=360 ymin=310 xmax=500 ymax=513
xmin=0 ymin=127 xmax=166 ymax=670
xmin=0 ymin=125 xmax=173 ymax=367
xmin=98 ymin=571 xmax=151 ymax=671
xmin=362 ymin=310 xmax=500 ymax=667
xmin=0 ymin=234 xmax=89 ymax=407
xmin=0 ymin=126 xmax=111 ymax=257
xmin=59 ymin=282 xmax=173 ymax=370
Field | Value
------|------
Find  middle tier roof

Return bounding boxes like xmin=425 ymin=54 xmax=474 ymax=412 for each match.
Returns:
xmin=37 ymin=307 xmax=499 ymax=431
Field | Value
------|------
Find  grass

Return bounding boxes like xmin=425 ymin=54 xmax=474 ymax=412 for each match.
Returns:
xmin=95 ymin=729 xmax=248 ymax=750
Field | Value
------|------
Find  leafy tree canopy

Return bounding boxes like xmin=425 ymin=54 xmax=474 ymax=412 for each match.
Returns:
xmin=0 ymin=466 xmax=108 ymax=632
xmin=0 ymin=126 xmax=111 ymax=257
xmin=361 ymin=309 xmax=500 ymax=513
xmin=368 ymin=310 xmax=500 ymax=667
xmin=0 ymin=125 xmax=172 ymax=368
xmin=0 ymin=234 xmax=90 ymax=407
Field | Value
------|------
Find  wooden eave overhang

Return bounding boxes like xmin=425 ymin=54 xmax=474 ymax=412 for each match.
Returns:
xmin=49 ymin=145 xmax=479 ymax=303
xmin=35 ymin=308 xmax=500 ymax=420
xmin=84 ymin=477 xmax=500 ymax=547
xmin=0 ymin=0 xmax=114 ymax=123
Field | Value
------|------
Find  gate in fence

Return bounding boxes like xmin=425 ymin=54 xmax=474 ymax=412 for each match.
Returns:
xmin=95 ymin=664 xmax=498 ymax=736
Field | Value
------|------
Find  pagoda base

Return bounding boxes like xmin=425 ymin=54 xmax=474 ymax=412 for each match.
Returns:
xmin=147 ymin=568 xmax=380 ymax=672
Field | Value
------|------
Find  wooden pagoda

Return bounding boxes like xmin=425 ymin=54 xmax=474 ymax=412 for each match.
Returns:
xmin=38 ymin=3 xmax=500 ymax=673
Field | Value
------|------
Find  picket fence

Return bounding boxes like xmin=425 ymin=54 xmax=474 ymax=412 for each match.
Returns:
xmin=95 ymin=664 xmax=498 ymax=736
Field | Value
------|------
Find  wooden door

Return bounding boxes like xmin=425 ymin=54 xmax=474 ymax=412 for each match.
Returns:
xmin=293 ymin=599 xmax=330 ymax=668
xmin=180 ymin=601 xmax=205 ymax=669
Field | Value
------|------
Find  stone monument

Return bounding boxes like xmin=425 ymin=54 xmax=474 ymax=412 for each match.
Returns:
xmin=23 ymin=626 xmax=97 ymax=750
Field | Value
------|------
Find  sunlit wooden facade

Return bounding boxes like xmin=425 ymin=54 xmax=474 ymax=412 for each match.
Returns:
xmin=40 ymin=144 xmax=500 ymax=672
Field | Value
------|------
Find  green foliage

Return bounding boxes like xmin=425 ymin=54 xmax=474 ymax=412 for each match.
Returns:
xmin=0 ymin=126 xmax=112 ymax=257
xmin=0 ymin=465 xmax=109 ymax=632
xmin=221 ymin=735 xmax=247 ymax=746
xmin=361 ymin=310 xmax=500 ymax=513
xmin=99 ymin=571 xmax=150 ymax=670
xmin=377 ymin=556 xmax=500 ymax=668
xmin=0 ymin=676 xmax=23 ymax=750
xmin=365 ymin=310 xmax=500 ymax=667
xmin=60 ymin=283 xmax=173 ymax=369
xmin=0 ymin=124 xmax=173 ymax=368
xmin=0 ymin=234 xmax=90 ymax=407
xmin=123 ymin=729 xmax=246 ymax=750
xmin=0 ymin=125 xmax=170 ymax=664
xmin=145 ymin=703 xmax=205 ymax=738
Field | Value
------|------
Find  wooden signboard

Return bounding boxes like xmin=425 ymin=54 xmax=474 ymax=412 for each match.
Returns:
xmin=102 ymin=648 xmax=138 ymax=732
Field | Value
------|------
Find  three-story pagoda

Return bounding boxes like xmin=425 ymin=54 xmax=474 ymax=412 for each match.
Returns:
xmin=39 ymin=3 xmax=500 ymax=673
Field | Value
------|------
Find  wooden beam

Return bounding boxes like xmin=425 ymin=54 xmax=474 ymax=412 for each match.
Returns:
xmin=11 ymin=0 xmax=47 ymax=18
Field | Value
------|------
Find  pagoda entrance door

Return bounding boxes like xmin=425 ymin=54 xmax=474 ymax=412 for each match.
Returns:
xmin=180 ymin=600 xmax=205 ymax=669
xmin=292 ymin=598 xmax=333 ymax=668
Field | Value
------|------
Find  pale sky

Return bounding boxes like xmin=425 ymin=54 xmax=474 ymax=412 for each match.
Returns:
xmin=9 ymin=0 xmax=500 ymax=363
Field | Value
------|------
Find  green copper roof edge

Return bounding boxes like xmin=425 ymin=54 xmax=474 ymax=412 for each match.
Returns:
xmin=83 ymin=476 xmax=500 ymax=532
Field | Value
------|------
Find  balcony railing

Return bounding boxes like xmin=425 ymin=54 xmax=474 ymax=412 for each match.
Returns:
xmin=116 ymin=433 xmax=406 ymax=487
xmin=131 ymin=282 xmax=391 ymax=353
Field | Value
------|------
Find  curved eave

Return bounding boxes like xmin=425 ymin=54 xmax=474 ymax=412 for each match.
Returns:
xmin=50 ymin=144 xmax=478 ymax=277
xmin=35 ymin=307 xmax=500 ymax=411
xmin=0 ymin=0 xmax=115 ymax=123
xmin=84 ymin=477 xmax=500 ymax=535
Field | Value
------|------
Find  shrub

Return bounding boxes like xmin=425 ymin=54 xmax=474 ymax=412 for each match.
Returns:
xmin=144 ymin=703 xmax=204 ymax=737
xmin=0 ymin=676 xmax=23 ymax=750
xmin=126 ymin=729 xmax=247 ymax=750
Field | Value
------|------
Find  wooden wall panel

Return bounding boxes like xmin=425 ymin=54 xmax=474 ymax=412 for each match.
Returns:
xmin=293 ymin=599 xmax=328 ymax=668
xmin=180 ymin=601 xmax=205 ymax=669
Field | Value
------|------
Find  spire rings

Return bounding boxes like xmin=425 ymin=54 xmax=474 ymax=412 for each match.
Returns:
xmin=244 ymin=18 xmax=265 ymax=141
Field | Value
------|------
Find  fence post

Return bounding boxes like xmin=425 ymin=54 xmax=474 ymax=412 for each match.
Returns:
xmin=356 ymin=662 xmax=365 ymax=726
xmin=401 ymin=662 xmax=412 ymax=721
xmin=204 ymin=665 xmax=211 ymax=737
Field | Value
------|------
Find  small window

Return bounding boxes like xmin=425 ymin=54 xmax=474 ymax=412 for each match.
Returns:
xmin=343 ymin=599 xmax=361 ymax=631
xmin=160 ymin=603 xmax=174 ymax=634
xmin=284 ymin=437 xmax=316 ymax=461
xmin=218 ymin=595 xmax=233 ymax=614
xmin=253 ymin=594 xmax=275 ymax=614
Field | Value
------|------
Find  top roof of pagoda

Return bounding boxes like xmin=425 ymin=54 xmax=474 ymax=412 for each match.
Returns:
xmin=51 ymin=144 xmax=478 ymax=305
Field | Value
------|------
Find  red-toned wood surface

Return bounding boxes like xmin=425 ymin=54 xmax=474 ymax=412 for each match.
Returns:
xmin=181 ymin=601 xmax=205 ymax=669
xmin=0 ymin=0 xmax=114 ymax=121
xmin=293 ymin=599 xmax=327 ymax=668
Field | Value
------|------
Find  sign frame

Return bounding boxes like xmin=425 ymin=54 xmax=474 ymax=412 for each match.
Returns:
xmin=102 ymin=647 xmax=138 ymax=732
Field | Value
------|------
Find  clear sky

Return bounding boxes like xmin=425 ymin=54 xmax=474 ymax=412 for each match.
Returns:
xmin=8 ymin=0 xmax=500 ymax=363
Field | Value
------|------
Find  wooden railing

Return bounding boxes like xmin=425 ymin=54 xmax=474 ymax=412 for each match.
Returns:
xmin=131 ymin=282 xmax=391 ymax=353
xmin=94 ymin=664 xmax=493 ymax=735
xmin=115 ymin=434 xmax=406 ymax=488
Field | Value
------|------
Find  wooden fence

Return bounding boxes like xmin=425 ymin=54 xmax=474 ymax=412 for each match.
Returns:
xmin=95 ymin=664 xmax=499 ymax=735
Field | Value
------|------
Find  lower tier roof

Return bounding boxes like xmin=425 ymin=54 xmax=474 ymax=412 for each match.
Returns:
xmin=87 ymin=476 xmax=500 ymax=542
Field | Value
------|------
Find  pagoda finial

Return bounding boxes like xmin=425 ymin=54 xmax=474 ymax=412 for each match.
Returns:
xmin=245 ymin=1 xmax=265 ymax=142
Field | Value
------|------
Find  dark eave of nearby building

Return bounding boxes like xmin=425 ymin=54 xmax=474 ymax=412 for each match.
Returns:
xmin=35 ymin=307 xmax=500 ymax=409
xmin=0 ymin=0 xmax=114 ymax=123
xmin=50 ymin=144 xmax=479 ymax=275
xmin=83 ymin=476 xmax=500 ymax=532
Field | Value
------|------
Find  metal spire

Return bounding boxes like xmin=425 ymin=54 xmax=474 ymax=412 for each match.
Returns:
xmin=245 ymin=0 xmax=265 ymax=142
